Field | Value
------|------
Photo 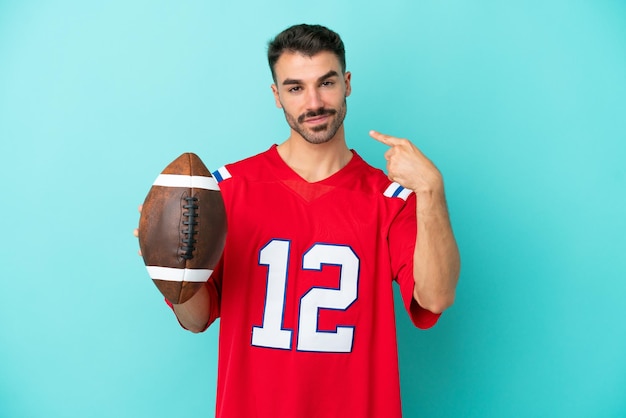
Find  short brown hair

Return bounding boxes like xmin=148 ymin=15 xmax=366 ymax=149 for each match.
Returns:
xmin=267 ymin=24 xmax=346 ymax=82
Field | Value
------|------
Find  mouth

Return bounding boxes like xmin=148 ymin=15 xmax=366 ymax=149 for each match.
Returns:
xmin=298 ymin=108 xmax=336 ymax=125
xmin=304 ymin=115 xmax=330 ymax=125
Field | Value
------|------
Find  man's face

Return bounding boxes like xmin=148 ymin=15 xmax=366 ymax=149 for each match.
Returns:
xmin=271 ymin=51 xmax=352 ymax=145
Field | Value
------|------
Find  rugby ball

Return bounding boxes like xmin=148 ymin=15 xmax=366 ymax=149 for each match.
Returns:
xmin=138 ymin=153 xmax=226 ymax=304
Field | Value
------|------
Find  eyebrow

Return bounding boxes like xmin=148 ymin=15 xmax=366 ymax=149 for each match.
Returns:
xmin=281 ymin=70 xmax=339 ymax=86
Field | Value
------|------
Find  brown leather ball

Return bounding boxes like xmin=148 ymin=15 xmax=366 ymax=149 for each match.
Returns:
xmin=138 ymin=153 xmax=226 ymax=304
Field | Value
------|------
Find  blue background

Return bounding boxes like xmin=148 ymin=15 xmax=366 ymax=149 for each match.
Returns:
xmin=1 ymin=1 xmax=625 ymax=417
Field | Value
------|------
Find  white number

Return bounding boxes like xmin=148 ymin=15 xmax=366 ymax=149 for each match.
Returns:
xmin=251 ymin=239 xmax=292 ymax=350
xmin=251 ymin=240 xmax=360 ymax=353
xmin=298 ymin=244 xmax=359 ymax=352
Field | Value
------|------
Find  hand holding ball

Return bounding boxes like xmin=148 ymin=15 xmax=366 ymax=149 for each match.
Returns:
xmin=138 ymin=153 xmax=227 ymax=304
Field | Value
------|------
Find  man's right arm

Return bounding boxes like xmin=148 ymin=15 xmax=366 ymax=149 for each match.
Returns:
xmin=135 ymin=205 xmax=213 ymax=333
xmin=170 ymin=285 xmax=212 ymax=333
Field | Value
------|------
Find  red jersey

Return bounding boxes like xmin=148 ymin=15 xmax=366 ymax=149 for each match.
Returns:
xmin=186 ymin=145 xmax=439 ymax=417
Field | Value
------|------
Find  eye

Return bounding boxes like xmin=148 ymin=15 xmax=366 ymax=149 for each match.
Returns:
xmin=321 ymin=80 xmax=335 ymax=87
xmin=288 ymin=86 xmax=302 ymax=93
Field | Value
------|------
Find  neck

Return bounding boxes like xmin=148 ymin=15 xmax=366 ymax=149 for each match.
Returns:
xmin=277 ymin=127 xmax=353 ymax=182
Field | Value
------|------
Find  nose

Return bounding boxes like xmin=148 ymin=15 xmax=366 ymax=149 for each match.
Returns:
xmin=305 ymin=87 xmax=323 ymax=110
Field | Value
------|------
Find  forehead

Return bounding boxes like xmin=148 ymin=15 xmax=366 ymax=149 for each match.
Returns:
xmin=273 ymin=51 xmax=343 ymax=83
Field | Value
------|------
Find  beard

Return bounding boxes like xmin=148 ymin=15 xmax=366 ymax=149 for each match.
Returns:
xmin=282 ymin=98 xmax=348 ymax=145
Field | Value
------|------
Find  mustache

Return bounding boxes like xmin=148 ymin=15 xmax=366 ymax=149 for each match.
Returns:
xmin=297 ymin=107 xmax=337 ymax=123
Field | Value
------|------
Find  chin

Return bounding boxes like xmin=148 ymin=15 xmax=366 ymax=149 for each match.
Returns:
xmin=303 ymin=134 xmax=335 ymax=145
xmin=302 ymin=125 xmax=343 ymax=145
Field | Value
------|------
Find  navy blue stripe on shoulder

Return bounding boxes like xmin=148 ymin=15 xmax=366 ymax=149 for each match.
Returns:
xmin=383 ymin=182 xmax=413 ymax=201
xmin=212 ymin=166 xmax=232 ymax=183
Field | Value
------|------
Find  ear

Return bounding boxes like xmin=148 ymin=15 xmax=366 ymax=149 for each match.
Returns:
xmin=271 ymin=84 xmax=283 ymax=109
xmin=344 ymin=71 xmax=352 ymax=98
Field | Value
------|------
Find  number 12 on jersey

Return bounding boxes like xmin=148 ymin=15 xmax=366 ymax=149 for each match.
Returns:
xmin=251 ymin=239 xmax=360 ymax=353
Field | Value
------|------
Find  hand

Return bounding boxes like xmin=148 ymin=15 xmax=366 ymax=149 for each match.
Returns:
xmin=369 ymin=130 xmax=443 ymax=195
xmin=134 ymin=204 xmax=142 ymax=256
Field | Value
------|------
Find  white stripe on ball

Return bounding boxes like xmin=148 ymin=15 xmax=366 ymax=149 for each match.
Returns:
xmin=146 ymin=266 xmax=213 ymax=282
xmin=152 ymin=174 xmax=220 ymax=191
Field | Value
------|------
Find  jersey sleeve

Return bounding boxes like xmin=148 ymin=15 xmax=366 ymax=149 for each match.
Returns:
xmin=388 ymin=193 xmax=441 ymax=329
xmin=164 ymin=256 xmax=223 ymax=332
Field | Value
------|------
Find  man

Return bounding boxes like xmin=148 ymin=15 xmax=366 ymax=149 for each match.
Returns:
xmin=148 ymin=24 xmax=460 ymax=417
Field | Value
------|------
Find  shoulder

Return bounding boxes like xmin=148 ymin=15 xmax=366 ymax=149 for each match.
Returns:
xmin=212 ymin=146 xmax=274 ymax=184
xmin=349 ymin=151 xmax=413 ymax=202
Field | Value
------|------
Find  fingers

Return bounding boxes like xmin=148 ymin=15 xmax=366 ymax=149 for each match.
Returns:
xmin=135 ymin=204 xmax=142 ymax=256
xmin=134 ymin=204 xmax=141 ymax=238
xmin=134 ymin=227 xmax=141 ymax=256
xmin=369 ymin=130 xmax=403 ymax=146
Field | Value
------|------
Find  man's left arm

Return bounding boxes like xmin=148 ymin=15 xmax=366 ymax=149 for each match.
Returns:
xmin=370 ymin=130 xmax=460 ymax=314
